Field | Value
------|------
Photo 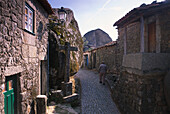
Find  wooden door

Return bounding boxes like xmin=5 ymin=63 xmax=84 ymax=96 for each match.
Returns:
xmin=148 ymin=22 xmax=156 ymax=52
xmin=3 ymin=80 xmax=14 ymax=114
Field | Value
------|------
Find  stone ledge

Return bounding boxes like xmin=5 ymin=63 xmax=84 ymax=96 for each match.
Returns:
xmin=123 ymin=53 xmax=170 ymax=71
xmin=37 ymin=95 xmax=47 ymax=99
xmin=63 ymin=93 xmax=79 ymax=103
xmin=122 ymin=67 xmax=167 ymax=76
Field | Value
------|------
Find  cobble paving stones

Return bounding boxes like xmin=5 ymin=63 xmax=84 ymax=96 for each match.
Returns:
xmin=76 ymin=69 xmax=120 ymax=114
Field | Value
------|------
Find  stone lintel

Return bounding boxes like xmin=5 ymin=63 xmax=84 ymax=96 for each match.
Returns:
xmin=4 ymin=65 xmax=24 ymax=76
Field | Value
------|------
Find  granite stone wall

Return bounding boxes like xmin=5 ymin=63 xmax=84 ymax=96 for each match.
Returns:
xmin=126 ymin=22 xmax=140 ymax=54
xmin=96 ymin=46 xmax=116 ymax=74
xmin=159 ymin=9 xmax=170 ymax=53
xmin=85 ymin=31 xmax=124 ymax=75
xmin=111 ymin=9 xmax=170 ymax=114
xmin=115 ymin=34 xmax=124 ymax=75
xmin=0 ymin=0 xmax=49 ymax=113
xmin=112 ymin=71 xmax=168 ymax=114
xmin=82 ymin=3 xmax=170 ymax=114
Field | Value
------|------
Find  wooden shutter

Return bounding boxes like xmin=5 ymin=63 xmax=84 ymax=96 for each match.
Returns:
xmin=148 ymin=22 xmax=156 ymax=53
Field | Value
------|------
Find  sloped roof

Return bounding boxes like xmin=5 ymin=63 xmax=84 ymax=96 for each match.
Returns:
xmin=37 ymin=0 xmax=54 ymax=14
xmin=95 ymin=41 xmax=116 ymax=50
xmin=114 ymin=1 xmax=170 ymax=27
xmin=85 ymin=41 xmax=117 ymax=53
xmin=104 ymin=41 xmax=117 ymax=46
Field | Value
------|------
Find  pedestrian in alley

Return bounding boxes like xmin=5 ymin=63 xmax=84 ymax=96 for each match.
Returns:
xmin=98 ymin=61 xmax=107 ymax=85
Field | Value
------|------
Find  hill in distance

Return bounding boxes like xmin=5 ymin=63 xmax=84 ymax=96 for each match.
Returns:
xmin=83 ymin=28 xmax=112 ymax=51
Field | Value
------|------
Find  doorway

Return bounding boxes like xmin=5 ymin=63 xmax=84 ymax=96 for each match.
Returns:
xmin=85 ymin=55 xmax=88 ymax=67
xmin=93 ymin=53 xmax=96 ymax=68
xmin=40 ymin=60 xmax=47 ymax=95
xmin=3 ymin=74 xmax=19 ymax=114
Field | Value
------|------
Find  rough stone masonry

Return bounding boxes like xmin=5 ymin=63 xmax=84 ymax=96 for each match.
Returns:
xmin=0 ymin=0 xmax=53 ymax=113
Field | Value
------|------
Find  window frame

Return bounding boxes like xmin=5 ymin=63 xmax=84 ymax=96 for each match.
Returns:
xmin=25 ymin=3 xmax=35 ymax=34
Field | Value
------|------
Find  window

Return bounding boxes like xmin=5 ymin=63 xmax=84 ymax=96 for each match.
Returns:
xmin=25 ymin=3 xmax=34 ymax=33
xmin=2 ymin=80 xmax=13 ymax=93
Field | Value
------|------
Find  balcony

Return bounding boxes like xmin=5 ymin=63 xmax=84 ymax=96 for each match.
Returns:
xmin=122 ymin=53 xmax=170 ymax=75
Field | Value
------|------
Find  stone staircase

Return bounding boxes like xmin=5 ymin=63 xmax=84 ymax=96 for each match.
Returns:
xmin=50 ymin=81 xmax=79 ymax=103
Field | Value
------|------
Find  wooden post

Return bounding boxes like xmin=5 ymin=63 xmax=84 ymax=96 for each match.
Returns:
xmin=36 ymin=95 xmax=47 ymax=114
xmin=140 ymin=16 xmax=145 ymax=52
xmin=56 ymin=42 xmax=78 ymax=96
xmin=57 ymin=42 xmax=78 ymax=83
xmin=124 ymin=27 xmax=127 ymax=55
xmin=65 ymin=42 xmax=70 ymax=82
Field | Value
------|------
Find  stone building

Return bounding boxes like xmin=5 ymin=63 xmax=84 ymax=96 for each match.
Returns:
xmin=83 ymin=41 xmax=117 ymax=74
xmin=0 ymin=0 xmax=53 ymax=113
xmin=112 ymin=1 xmax=170 ymax=113
xmin=83 ymin=1 xmax=170 ymax=113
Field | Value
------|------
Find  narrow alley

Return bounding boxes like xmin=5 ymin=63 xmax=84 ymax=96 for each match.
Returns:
xmin=76 ymin=69 xmax=120 ymax=114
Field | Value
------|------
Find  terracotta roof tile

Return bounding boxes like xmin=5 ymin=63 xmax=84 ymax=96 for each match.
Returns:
xmin=105 ymin=41 xmax=117 ymax=46
xmin=86 ymin=41 xmax=117 ymax=52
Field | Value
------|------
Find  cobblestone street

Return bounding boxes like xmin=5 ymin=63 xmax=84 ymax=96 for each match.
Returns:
xmin=76 ymin=69 xmax=120 ymax=114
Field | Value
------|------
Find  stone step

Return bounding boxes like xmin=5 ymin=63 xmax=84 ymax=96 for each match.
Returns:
xmin=61 ymin=82 xmax=73 ymax=96
xmin=63 ymin=93 xmax=79 ymax=103
xmin=49 ymin=90 xmax=64 ymax=103
xmin=51 ymin=89 xmax=63 ymax=98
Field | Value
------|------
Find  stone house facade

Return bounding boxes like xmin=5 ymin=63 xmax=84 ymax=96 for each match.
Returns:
xmin=83 ymin=41 xmax=117 ymax=74
xmin=83 ymin=1 xmax=170 ymax=113
xmin=0 ymin=0 xmax=53 ymax=113
xmin=112 ymin=1 xmax=170 ymax=114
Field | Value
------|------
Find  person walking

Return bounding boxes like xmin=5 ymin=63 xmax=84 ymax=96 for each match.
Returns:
xmin=98 ymin=61 xmax=107 ymax=85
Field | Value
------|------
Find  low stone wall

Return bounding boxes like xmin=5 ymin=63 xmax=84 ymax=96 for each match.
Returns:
xmin=96 ymin=46 xmax=116 ymax=74
xmin=112 ymin=71 xmax=168 ymax=114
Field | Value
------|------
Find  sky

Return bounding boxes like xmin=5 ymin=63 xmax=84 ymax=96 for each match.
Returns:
xmin=48 ymin=0 xmax=164 ymax=41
